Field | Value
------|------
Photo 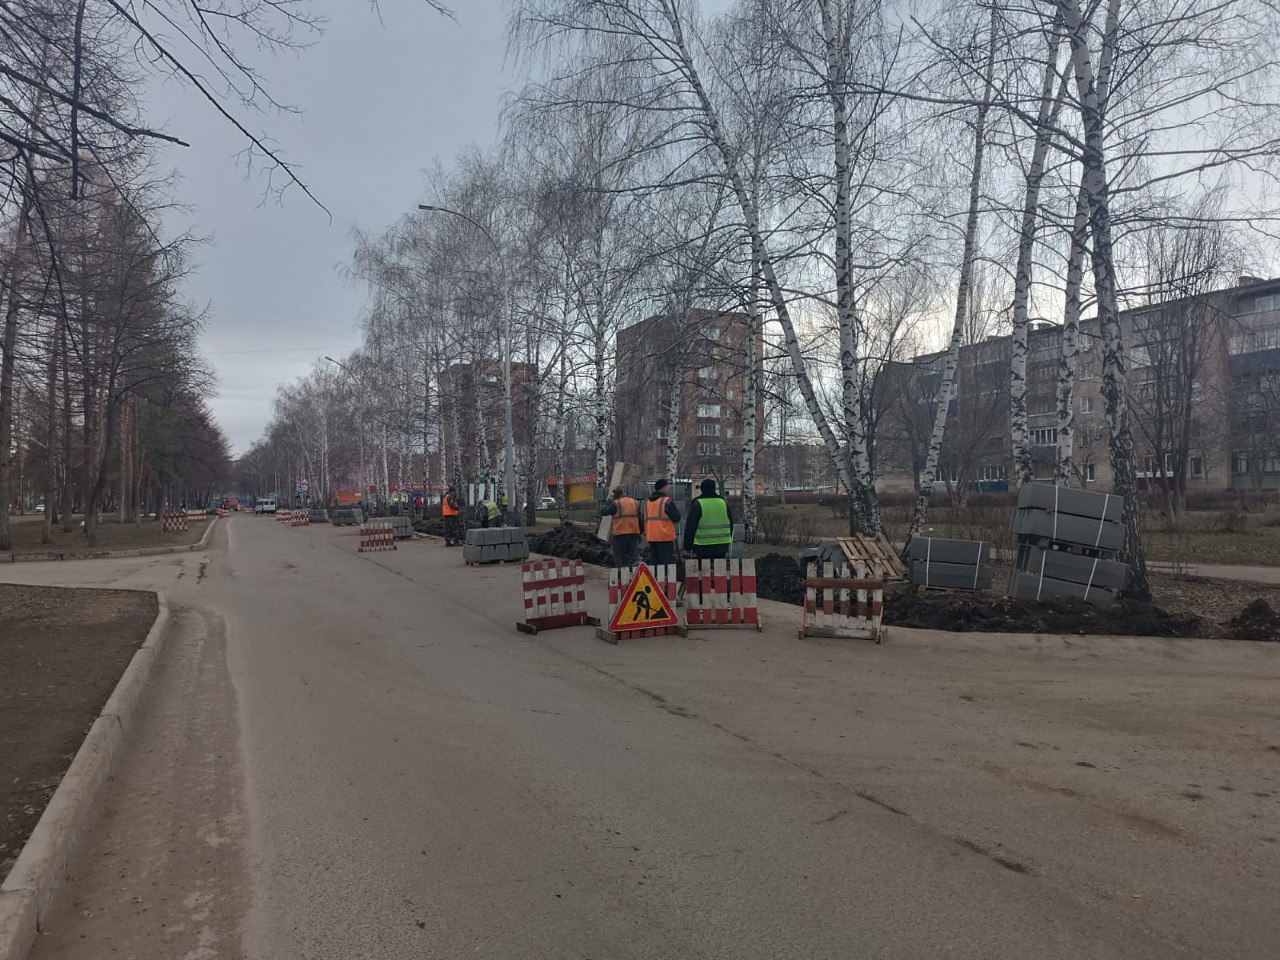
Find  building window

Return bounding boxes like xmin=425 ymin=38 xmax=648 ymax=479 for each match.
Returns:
xmin=725 ymin=425 xmax=734 ymax=439
xmin=1031 ymin=427 xmax=1056 ymax=445
xmin=1233 ymin=453 xmax=1250 ymax=474
xmin=1084 ymin=461 xmax=1096 ymax=482
xmin=1079 ymin=332 xmax=1094 ymax=351
xmin=726 ymin=387 xmax=736 ymax=400
xmin=697 ymin=404 xmax=721 ymax=418
xmin=1078 ymin=396 xmax=1093 ymax=414
xmin=1191 ymin=457 xmax=1204 ymax=478
xmin=979 ymin=464 xmax=1007 ymax=481
xmin=698 ymin=366 xmax=715 ymax=379
xmin=1254 ymin=294 xmax=1280 ymax=312
xmin=696 ymin=442 xmax=722 ymax=457
xmin=697 ymin=422 xmax=720 ymax=437
xmin=656 ymin=426 xmax=666 ymax=439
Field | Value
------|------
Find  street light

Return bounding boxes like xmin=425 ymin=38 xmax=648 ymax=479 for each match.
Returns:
xmin=418 ymin=203 xmax=518 ymax=526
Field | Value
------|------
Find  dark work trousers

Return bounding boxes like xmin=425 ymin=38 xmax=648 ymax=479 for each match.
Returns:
xmin=692 ymin=543 xmax=730 ymax=562
xmin=647 ymin=539 xmax=677 ymax=569
xmin=444 ymin=516 xmax=463 ymax=546
xmin=612 ymin=534 xmax=642 ymax=569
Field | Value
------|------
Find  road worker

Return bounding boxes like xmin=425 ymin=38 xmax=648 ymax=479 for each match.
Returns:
xmin=645 ymin=477 xmax=682 ymax=568
xmin=480 ymin=498 xmax=502 ymax=528
xmin=442 ymin=486 xmax=463 ymax=547
xmin=601 ymin=485 xmax=643 ymax=568
xmin=682 ymin=477 xmax=734 ymax=561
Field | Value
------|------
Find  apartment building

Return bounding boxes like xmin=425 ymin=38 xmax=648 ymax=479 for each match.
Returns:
xmin=876 ymin=275 xmax=1280 ymax=493
xmin=613 ymin=310 xmax=762 ymax=490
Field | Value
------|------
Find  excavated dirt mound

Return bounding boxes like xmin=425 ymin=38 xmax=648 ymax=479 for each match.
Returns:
xmin=756 ymin=553 xmax=807 ymax=606
xmin=528 ymin=524 xmax=613 ymax=566
xmin=1228 ymin=599 xmax=1280 ymax=642
xmin=883 ymin=592 xmax=1203 ymax=637
xmin=413 ymin=517 xmax=447 ymax=536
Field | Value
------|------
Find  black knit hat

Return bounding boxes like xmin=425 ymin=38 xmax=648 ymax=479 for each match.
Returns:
xmin=654 ymin=477 xmax=669 ymax=492
xmin=700 ymin=477 xmax=718 ymax=496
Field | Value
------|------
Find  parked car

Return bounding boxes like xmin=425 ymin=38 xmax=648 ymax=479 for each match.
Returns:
xmin=34 ymin=503 xmax=45 ymax=513
xmin=538 ymin=496 xmax=556 ymax=510
xmin=255 ymin=498 xmax=277 ymax=514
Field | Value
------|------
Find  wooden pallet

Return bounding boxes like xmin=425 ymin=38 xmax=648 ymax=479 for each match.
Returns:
xmin=465 ymin=557 xmax=527 ymax=567
xmin=836 ymin=533 xmax=907 ymax=580
xmin=517 ymin=613 xmax=600 ymax=635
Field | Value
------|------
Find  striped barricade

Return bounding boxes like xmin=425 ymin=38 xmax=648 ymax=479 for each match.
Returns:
xmin=187 ymin=509 xmax=207 ymax=523
xmin=684 ymin=558 xmax=761 ymax=631
xmin=801 ymin=561 xmax=885 ymax=643
xmin=359 ymin=520 xmax=396 ymax=553
xmin=162 ymin=512 xmax=188 ymax=533
xmin=596 ymin=562 xmax=686 ymax=644
xmin=291 ymin=510 xmax=310 ymax=527
xmin=516 ymin=559 xmax=597 ymax=635
xmin=276 ymin=508 xmax=291 ymax=523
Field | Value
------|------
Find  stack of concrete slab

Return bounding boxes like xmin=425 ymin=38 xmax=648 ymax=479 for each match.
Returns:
xmin=307 ymin=507 xmax=328 ymax=524
xmin=330 ymin=508 xmax=362 ymax=526
xmin=463 ymin=526 xmax=530 ymax=564
xmin=1009 ymin=484 xmax=1127 ymax=607
xmin=908 ymin=537 xmax=991 ymax=591
xmin=386 ymin=516 xmax=413 ymax=540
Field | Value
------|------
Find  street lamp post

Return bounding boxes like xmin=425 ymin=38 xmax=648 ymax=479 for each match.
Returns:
xmin=418 ymin=204 xmax=517 ymax=527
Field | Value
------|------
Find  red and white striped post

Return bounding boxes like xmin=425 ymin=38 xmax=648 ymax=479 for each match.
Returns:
xmin=358 ymin=519 xmax=396 ymax=552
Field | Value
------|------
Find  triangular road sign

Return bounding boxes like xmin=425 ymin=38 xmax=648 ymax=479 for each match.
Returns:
xmin=609 ymin=563 xmax=679 ymax=632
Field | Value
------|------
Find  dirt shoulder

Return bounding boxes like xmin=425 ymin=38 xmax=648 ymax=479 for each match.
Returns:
xmin=0 ymin=584 xmax=158 ymax=876
xmin=0 ymin=517 xmax=207 ymax=558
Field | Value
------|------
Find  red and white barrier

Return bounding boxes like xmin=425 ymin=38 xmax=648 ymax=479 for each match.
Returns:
xmin=291 ymin=511 xmax=309 ymax=527
xmin=684 ymin=557 xmax=761 ymax=630
xmin=276 ymin=509 xmax=290 ymax=523
xmin=162 ymin=512 xmax=188 ymax=533
xmin=597 ymin=563 xmax=685 ymax=643
xmin=801 ymin=561 xmax=885 ymax=642
xmin=359 ymin=520 xmax=396 ymax=552
xmin=187 ymin=509 xmax=207 ymax=523
xmin=515 ymin=559 xmax=595 ymax=634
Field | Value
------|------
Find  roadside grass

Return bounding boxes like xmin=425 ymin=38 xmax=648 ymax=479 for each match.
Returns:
xmin=0 ymin=515 xmax=207 ymax=556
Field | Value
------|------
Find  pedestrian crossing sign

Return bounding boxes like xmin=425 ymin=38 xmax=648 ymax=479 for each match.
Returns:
xmin=609 ymin=563 xmax=679 ymax=632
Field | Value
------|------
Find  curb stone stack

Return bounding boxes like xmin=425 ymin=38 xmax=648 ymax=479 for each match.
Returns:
xmin=463 ymin=527 xmax=530 ymax=565
xmin=908 ymin=537 xmax=991 ymax=591
xmin=1009 ymin=483 xmax=1128 ymax=607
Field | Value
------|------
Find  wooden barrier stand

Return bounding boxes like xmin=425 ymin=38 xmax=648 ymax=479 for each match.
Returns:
xmin=597 ymin=563 xmax=686 ymax=644
xmin=684 ymin=558 xmax=761 ymax=630
xmin=516 ymin=559 xmax=598 ymax=635
xmin=801 ymin=561 xmax=885 ymax=643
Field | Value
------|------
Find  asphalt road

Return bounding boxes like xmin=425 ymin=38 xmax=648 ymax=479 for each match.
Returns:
xmin=5 ymin=516 xmax=1279 ymax=959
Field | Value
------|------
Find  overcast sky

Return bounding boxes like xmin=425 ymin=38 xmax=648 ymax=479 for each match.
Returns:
xmin=147 ymin=0 xmax=510 ymax=454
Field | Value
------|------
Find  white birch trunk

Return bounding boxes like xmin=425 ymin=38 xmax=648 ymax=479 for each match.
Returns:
xmin=593 ymin=337 xmax=608 ymax=485
xmin=657 ymin=0 xmax=854 ymax=498
xmin=1010 ymin=26 xmax=1067 ymax=489
xmin=1054 ymin=180 xmax=1089 ymax=484
xmin=908 ymin=8 xmax=998 ymax=541
xmin=665 ymin=368 xmax=681 ymax=481
xmin=1060 ymin=0 xmax=1151 ymax=600
xmin=740 ymin=260 xmax=760 ymax=541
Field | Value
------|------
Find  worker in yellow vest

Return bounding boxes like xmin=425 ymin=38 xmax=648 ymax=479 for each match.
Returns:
xmin=682 ymin=477 xmax=734 ymax=561
xmin=645 ymin=477 xmax=682 ymax=567
xmin=442 ymin=486 xmax=462 ymax=547
xmin=601 ymin=485 xmax=643 ymax=568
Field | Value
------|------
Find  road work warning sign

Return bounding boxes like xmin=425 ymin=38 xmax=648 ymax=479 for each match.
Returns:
xmin=609 ymin=563 xmax=679 ymax=632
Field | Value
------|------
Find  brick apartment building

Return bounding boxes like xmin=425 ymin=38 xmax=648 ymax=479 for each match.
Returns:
xmin=440 ymin=359 xmax=538 ymax=482
xmin=876 ymin=275 xmax=1280 ymax=493
xmin=613 ymin=310 xmax=763 ymax=492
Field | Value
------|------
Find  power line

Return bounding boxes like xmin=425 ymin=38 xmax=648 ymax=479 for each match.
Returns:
xmin=203 ymin=346 xmax=358 ymax=357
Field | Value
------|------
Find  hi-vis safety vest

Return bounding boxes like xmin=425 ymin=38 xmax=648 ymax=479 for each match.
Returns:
xmin=483 ymin=500 xmax=502 ymax=522
xmin=693 ymin=496 xmax=732 ymax=546
xmin=612 ymin=496 xmax=642 ymax=536
xmin=442 ymin=495 xmax=460 ymax=517
xmin=646 ymin=497 xmax=676 ymax=542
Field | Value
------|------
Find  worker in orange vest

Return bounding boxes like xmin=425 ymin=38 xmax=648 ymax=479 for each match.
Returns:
xmin=601 ymin=485 xmax=643 ymax=568
xmin=441 ymin=485 xmax=463 ymax=547
xmin=645 ymin=477 xmax=682 ymax=567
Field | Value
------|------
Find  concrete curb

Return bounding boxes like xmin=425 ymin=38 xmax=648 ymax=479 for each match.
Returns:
xmin=0 ymin=593 xmax=172 ymax=960
xmin=0 ymin=517 xmax=219 ymax=565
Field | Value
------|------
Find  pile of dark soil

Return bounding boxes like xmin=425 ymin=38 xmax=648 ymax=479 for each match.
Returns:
xmin=413 ymin=517 xmax=447 ymax=536
xmin=756 ymin=552 xmax=806 ymax=605
xmin=883 ymin=591 xmax=1204 ymax=637
xmin=1228 ymin=599 xmax=1280 ymax=641
xmin=528 ymin=524 xmax=613 ymax=566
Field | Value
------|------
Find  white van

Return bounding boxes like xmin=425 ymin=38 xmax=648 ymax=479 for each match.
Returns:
xmin=255 ymin=498 xmax=277 ymax=514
